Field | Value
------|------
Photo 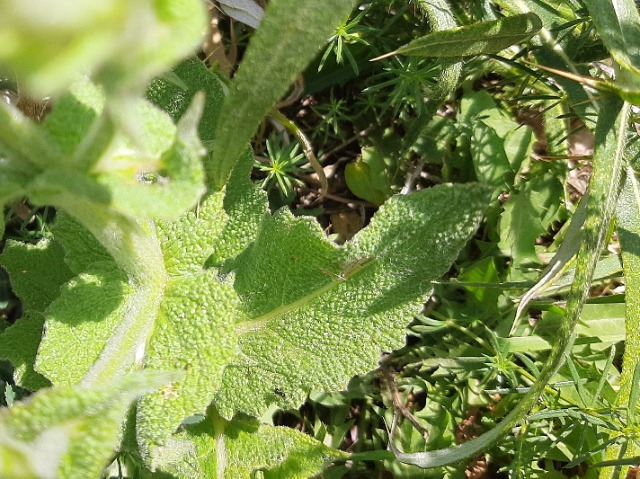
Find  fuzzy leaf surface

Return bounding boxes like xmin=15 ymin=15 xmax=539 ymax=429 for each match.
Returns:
xmin=213 ymin=183 xmax=492 ymax=418
xmin=24 ymin=196 xmax=238 ymax=467
xmin=0 ymin=371 xmax=177 ymax=479
xmin=0 ymin=0 xmax=206 ymax=96
xmin=160 ymin=415 xmax=348 ymax=478
xmin=0 ymin=79 xmax=206 ymax=223
xmin=0 ymin=239 xmax=73 ymax=390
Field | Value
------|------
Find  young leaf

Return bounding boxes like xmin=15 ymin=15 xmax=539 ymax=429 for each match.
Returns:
xmin=0 ymin=79 xmax=207 ymax=224
xmin=0 ymin=101 xmax=64 ymax=173
xmin=147 ymin=57 xmax=225 ymax=153
xmin=0 ymin=0 xmax=207 ymax=97
xmin=345 ymin=147 xmax=393 ymax=206
xmin=210 ymin=0 xmax=358 ymax=188
xmin=376 ymin=13 xmax=542 ymax=59
xmin=498 ymin=173 xmax=563 ymax=281
xmin=0 ymin=371 xmax=179 ymax=479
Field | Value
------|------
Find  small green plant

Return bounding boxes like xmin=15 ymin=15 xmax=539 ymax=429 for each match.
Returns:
xmin=254 ymin=136 xmax=310 ymax=205
xmin=318 ymin=6 xmax=373 ymax=76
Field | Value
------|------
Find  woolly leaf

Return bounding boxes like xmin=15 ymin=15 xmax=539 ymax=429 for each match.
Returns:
xmin=213 ymin=183 xmax=492 ymax=418
xmin=0 ymin=371 xmax=178 ymax=479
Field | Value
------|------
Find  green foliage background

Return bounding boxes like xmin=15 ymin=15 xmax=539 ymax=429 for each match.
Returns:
xmin=1 ymin=0 xmax=640 ymax=478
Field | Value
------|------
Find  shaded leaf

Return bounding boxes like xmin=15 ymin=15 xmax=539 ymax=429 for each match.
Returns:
xmin=392 ymin=13 xmax=542 ymax=58
xmin=161 ymin=414 xmax=348 ymax=478
xmin=210 ymin=0 xmax=358 ymax=188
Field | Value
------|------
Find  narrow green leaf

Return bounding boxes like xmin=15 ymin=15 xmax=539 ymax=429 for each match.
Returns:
xmin=616 ymin=168 xmax=640 ymax=402
xmin=627 ymin=361 xmax=640 ymax=424
xmin=394 ymin=13 xmax=542 ymax=58
xmin=504 ymin=303 xmax=626 ymax=353
xmin=513 ymin=195 xmax=587 ymax=324
xmin=210 ymin=0 xmax=358 ymax=188
xmin=565 ymin=354 xmax=591 ymax=407
xmin=494 ymin=0 xmax=598 ymax=121
xmin=412 ymin=0 xmax=462 ymax=98
xmin=613 ymin=161 xmax=640 ymax=479
xmin=582 ymin=0 xmax=640 ymax=78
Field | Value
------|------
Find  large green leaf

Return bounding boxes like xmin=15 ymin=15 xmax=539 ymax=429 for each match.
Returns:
xmin=212 ymin=183 xmax=491 ymax=419
xmin=3 ymin=178 xmax=490 ymax=472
